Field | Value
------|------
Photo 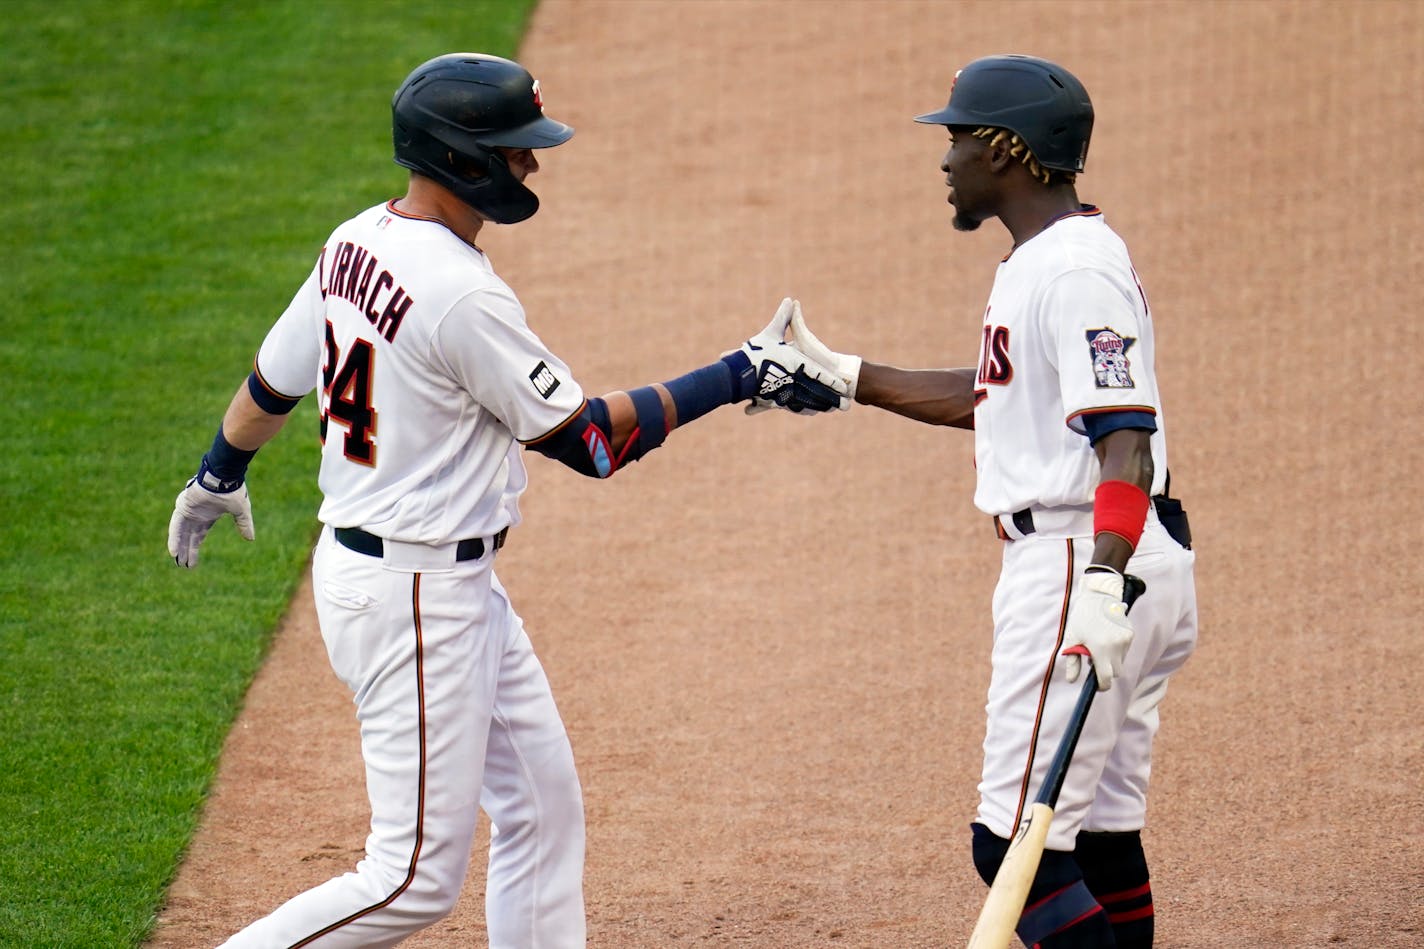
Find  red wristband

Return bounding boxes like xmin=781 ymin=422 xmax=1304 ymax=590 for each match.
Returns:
xmin=1094 ymin=480 xmax=1150 ymax=549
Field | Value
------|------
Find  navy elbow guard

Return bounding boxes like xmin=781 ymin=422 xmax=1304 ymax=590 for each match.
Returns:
xmin=526 ymin=396 xmax=660 ymax=478
xmin=619 ymin=357 xmax=742 ymax=454
xmin=526 ymin=357 xmax=742 ymax=478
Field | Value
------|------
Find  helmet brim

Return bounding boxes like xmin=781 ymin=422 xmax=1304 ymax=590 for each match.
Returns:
xmin=913 ymin=106 xmax=970 ymax=127
xmin=479 ymin=115 xmax=575 ymax=149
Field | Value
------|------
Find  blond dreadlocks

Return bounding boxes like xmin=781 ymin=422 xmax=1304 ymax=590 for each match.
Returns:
xmin=972 ymin=127 xmax=1077 ymax=187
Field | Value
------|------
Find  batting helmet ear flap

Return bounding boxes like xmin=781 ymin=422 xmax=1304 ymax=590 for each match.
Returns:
xmin=470 ymin=148 xmax=540 ymax=223
xmin=394 ymin=122 xmax=542 ymax=224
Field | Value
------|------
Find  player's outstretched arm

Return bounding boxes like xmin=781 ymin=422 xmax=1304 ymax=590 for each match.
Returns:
xmin=527 ymin=298 xmax=846 ymax=478
xmin=856 ymin=364 xmax=977 ymax=428
xmin=790 ymin=304 xmax=977 ymax=428
xmin=168 ymin=378 xmax=296 ymax=568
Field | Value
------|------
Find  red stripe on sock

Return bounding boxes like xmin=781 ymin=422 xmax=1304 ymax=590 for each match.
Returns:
xmin=1107 ymin=904 xmax=1156 ymax=924
xmin=1098 ymin=881 xmax=1152 ymax=905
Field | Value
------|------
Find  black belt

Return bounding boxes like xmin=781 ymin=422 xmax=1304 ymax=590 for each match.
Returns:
xmin=993 ymin=509 xmax=1037 ymax=540
xmin=993 ymin=496 xmax=1192 ymax=550
xmin=334 ymin=526 xmax=508 ymax=561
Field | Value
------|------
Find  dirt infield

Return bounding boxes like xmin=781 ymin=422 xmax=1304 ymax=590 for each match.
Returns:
xmin=149 ymin=1 xmax=1424 ymax=946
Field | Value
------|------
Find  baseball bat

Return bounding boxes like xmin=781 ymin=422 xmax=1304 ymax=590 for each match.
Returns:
xmin=965 ymin=574 xmax=1146 ymax=949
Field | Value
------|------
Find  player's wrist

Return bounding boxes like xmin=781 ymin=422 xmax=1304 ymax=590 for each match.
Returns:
xmin=717 ymin=350 xmax=756 ymax=402
xmin=1079 ymin=567 xmax=1125 ymax=601
xmin=658 ymin=357 xmax=741 ymax=427
xmin=837 ymin=352 xmax=863 ymax=400
xmin=198 ymin=427 xmax=258 ymax=493
xmin=1092 ymin=479 xmax=1149 ymax=550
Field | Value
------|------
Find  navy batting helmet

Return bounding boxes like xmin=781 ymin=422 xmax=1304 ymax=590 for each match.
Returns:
xmin=392 ymin=53 xmax=574 ymax=224
xmin=915 ymin=55 xmax=1093 ymax=174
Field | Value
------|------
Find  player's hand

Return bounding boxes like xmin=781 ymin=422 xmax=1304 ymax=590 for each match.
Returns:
xmin=167 ymin=465 xmax=255 ymax=568
xmin=1061 ymin=568 xmax=1135 ymax=691
xmin=790 ymin=301 xmax=862 ymax=401
xmin=731 ymin=297 xmax=849 ymax=415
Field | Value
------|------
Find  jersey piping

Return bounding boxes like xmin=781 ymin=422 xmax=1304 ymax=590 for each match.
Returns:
xmin=251 ymin=358 xmax=304 ymax=403
xmin=1001 ymin=205 xmax=1103 ymax=263
xmin=381 ymin=198 xmax=482 ymax=252
xmin=1068 ymin=404 xmax=1157 ymax=425
xmin=1012 ymin=540 xmax=1076 ymax=832
xmin=521 ymin=399 xmax=587 ymax=446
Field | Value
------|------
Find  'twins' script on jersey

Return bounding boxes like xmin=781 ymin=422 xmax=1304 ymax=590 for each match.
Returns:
xmin=975 ymin=308 xmax=1013 ymax=402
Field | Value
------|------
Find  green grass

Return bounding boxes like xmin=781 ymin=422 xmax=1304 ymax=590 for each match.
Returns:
xmin=0 ymin=2 xmax=537 ymax=944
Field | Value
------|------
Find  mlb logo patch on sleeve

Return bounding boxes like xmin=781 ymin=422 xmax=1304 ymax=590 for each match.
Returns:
xmin=1085 ymin=328 xmax=1136 ymax=388
xmin=529 ymin=361 xmax=561 ymax=399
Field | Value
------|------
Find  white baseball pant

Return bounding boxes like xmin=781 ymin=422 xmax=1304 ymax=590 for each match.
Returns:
xmin=219 ymin=526 xmax=585 ymax=948
xmin=977 ymin=514 xmax=1198 ymax=852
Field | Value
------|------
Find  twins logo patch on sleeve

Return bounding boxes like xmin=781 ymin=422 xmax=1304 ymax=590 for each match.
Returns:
xmin=1085 ymin=327 xmax=1136 ymax=388
xmin=529 ymin=360 xmax=560 ymax=399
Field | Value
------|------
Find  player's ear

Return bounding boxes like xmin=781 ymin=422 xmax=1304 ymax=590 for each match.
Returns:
xmin=986 ymin=136 xmax=1015 ymax=174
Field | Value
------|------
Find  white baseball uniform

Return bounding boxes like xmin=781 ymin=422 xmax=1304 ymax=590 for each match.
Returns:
xmin=221 ymin=201 xmax=589 ymax=947
xmin=971 ymin=208 xmax=1198 ymax=852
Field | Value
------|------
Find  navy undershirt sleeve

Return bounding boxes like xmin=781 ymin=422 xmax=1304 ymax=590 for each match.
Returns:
xmin=1081 ymin=410 xmax=1157 ymax=445
xmin=246 ymin=370 xmax=303 ymax=415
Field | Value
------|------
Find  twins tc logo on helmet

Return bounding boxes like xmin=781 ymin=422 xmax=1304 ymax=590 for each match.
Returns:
xmin=1086 ymin=328 xmax=1136 ymax=388
xmin=532 ymin=79 xmax=543 ymax=112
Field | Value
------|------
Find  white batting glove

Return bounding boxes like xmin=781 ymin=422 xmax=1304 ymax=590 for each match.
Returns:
xmin=1061 ymin=569 xmax=1135 ymax=691
xmin=735 ymin=297 xmax=849 ymax=415
xmin=790 ymin=301 xmax=862 ymax=402
xmin=167 ymin=474 xmax=255 ymax=568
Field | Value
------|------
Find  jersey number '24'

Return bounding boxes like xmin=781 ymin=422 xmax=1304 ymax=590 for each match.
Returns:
xmin=321 ymin=322 xmax=378 ymax=466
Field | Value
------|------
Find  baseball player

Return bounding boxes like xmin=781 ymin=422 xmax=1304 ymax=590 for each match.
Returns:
xmin=166 ymin=52 xmax=844 ymax=949
xmin=779 ymin=56 xmax=1198 ymax=947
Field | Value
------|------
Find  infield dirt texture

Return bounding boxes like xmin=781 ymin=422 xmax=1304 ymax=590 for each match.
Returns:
xmin=149 ymin=1 xmax=1423 ymax=946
